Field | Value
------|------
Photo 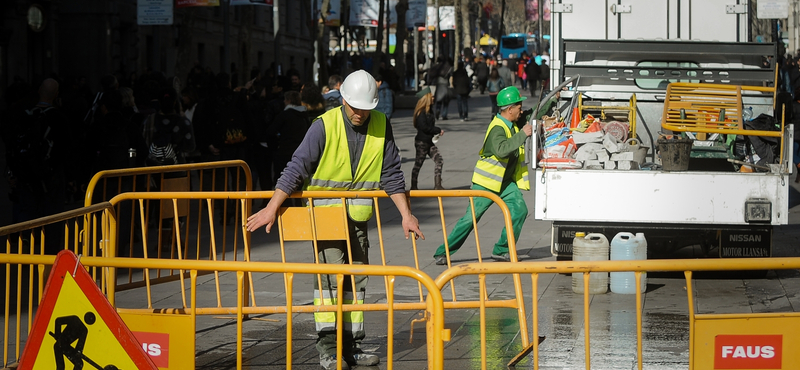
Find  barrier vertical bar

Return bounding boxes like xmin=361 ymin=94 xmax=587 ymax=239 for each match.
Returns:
xmin=686 ymin=270 xmax=695 ymax=370
xmin=479 ymin=274 xmax=487 ymax=370
xmin=532 ymin=273 xmax=540 ymax=370
xmin=387 ymin=275 xmax=395 ymax=370
xmin=583 ymin=272 xmax=591 ymax=370
xmin=286 ymin=272 xmax=294 ymax=369
xmin=237 ymin=271 xmax=244 ymax=370
xmin=636 ymin=271 xmax=643 ymax=370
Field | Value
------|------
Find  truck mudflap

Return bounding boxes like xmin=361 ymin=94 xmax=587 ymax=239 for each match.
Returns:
xmin=551 ymin=222 xmax=771 ymax=259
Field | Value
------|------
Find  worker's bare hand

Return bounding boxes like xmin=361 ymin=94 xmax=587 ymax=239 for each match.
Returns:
xmin=246 ymin=207 xmax=277 ymax=233
xmin=439 ymin=130 xmax=445 ymax=136
xmin=402 ymin=214 xmax=425 ymax=240
xmin=521 ymin=123 xmax=533 ymax=137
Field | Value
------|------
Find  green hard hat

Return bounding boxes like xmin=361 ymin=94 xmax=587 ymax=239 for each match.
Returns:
xmin=496 ymin=86 xmax=527 ymax=107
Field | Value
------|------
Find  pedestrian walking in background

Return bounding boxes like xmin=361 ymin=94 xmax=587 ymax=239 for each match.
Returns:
xmin=452 ymin=62 xmax=472 ymax=121
xmin=475 ymin=57 xmax=489 ymax=94
xmin=322 ymin=74 xmax=343 ymax=111
xmin=525 ymin=57 xmax=542 ymax=97
xmin=433 ymin=57 xmax=453 ymax=120
xmin=487 ymin=69 xmax=506 ymax=115
xmin=246 ymin=70 xmax=424 ymax=370
xmin=3 ymin=78 xmax=68 ymax=231
xmin=301 ymin=83 xmax=326 ymax=120
xmin=410 ymin=87 xmax=445 ymax=190
xmin=145 ymin=87 xmax=195 ymax=166
xmin=497 ymin=60 xmax=514 ymax=91
xmin=433 ymin=86 xmax=532 ymax=266
xmin=540 ymin=60 xmax=551 ymax=94
xmin=267 ymin=90 xmax=310 ymax=177
xmin=375 ymin=73 xmax=394 ymax=120
xmin=517 ymin=55 xmax=528 ymax=91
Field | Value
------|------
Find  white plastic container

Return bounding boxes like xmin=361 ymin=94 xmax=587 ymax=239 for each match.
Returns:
xmin=610 ymin=232 xmax=648 ymax=294
xmin=572 ymin=232 xmax=609 ymax=294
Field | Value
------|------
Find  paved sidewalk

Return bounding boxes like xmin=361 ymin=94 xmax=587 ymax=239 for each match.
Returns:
xmin=109 ymin=88 xmax=800 ymax=370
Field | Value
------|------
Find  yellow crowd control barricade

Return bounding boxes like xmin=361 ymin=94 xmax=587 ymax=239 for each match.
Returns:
xmin=0 ymin=254 xmax=447 ymax=370
xmin=84 ymin=161 xmax=253 ymax=296
xmin=435 ymin=258 xmax=800 ymax=370
xmin=85 ymin=160 xmax=252 ymax=263
xmin=0 ymin=203 xmax=113 ymax=367
xmin=102 ymin=189 xmax=528 ymax=368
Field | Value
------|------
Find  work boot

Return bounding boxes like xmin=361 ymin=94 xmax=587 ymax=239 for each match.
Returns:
xmin=320 ymin=354 xmax=350 ymax=370
xmin=347 ymin=349 xmax=380 ymax=366
xmin=434 ymin=175 xmax=445 ymax=190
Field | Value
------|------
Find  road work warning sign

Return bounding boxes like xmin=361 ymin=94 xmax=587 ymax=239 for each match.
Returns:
xmin=18 ymin=250 xmax=157 ymax=370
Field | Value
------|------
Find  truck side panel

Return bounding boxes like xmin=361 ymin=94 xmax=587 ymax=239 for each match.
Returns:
xmin=533 ymin=170 xmax=789 ymax=225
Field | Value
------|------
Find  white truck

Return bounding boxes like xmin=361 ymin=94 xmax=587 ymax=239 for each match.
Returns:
xmin=532 ymin=0 xmax=792 ymax=258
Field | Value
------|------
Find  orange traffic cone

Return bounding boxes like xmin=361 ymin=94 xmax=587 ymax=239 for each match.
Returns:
xmin=570 ymin=107 xmax=580 ymax=129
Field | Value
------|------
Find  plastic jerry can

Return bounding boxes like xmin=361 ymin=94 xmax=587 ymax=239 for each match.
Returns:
xmin=572 ymin=232 xmax=609 ymax=294
xmin=610 ymin=232 xmax=648 ymax=294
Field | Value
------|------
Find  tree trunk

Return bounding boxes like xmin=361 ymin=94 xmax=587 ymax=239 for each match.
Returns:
xmin=499 ymin=0 xmax=506 ymax=41
xmin=376 ymin=0 xmax=385 ymax=73
xmin=461 ymin=0 xmax=471 ymax=55
xmin=395 ymin=0 xmax=409 ymax=90
xmin=454 ymin=0 xmax=460 ymax=64
xmin=317 ymin=0 xmax=331 ymax=86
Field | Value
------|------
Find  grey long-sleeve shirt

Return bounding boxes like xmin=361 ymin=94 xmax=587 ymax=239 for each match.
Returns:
xmin=274 ymin=106 xmax=406 ymax=196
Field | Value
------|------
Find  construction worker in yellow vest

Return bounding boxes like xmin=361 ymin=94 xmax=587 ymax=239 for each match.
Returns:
xmin=246 ymin=70 xmax=425 ymax=370
xmin=433 ymin=86 xmax=532 ymax=265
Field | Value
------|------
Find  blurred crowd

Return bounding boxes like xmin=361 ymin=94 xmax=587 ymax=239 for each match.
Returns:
xmin=0 ymin=64 xmax=398 ymax=225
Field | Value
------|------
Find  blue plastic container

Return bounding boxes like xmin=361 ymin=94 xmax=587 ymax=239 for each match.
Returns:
xmin=610 ymin=232 xmax=647 ymax=294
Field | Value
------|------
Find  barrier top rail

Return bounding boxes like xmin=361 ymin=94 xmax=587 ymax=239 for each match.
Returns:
xmin=85 ymin=160 xmax=253 ymax=207
xmin=0 ymin=202 xmax=111 ymax=237
xmin=436 ymin=257 xmax=800 ymax=284
xmin=0 ymin=253 xmax=448 ymax=369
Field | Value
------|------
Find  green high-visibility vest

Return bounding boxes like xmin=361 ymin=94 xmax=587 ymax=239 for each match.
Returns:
xmin=472 ymin=116 xmax=530 ymax=192
xmin=306 ymin=108 xmax=386 ymax=221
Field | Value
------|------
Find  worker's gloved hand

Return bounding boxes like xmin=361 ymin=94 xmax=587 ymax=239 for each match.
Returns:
xmin=516 ymin=108 xmax=534 ymax=128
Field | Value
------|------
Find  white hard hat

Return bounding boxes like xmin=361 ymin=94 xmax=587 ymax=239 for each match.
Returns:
xmin=340 ymin=70 xmax=378 ymax=110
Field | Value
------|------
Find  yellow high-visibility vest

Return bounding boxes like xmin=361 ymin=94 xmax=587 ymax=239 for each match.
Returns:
xmin=472 ymin=116 xmax=530 ymax=192
xmin=306 ymin=108 xmax=386 ymax=221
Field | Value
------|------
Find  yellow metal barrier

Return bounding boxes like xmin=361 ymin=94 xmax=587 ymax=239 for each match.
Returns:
xmin=82 ymin=161 xmax=253 ymax=294
xmin=104 ymin=190 xmax=529 ymax=349
xmin=661 ymin=82 xmax=781 ymax=137
xmin=0 ymin=254 xmax=447 ymax=370
xmin=84 ymin=160 xmax=252 ymax=264
xmin=435 ymin=258 xmax=800 ymax=370
xmin=578 ymin=93 xmax=638 ymax=139
xmin=0 ymin=203 xmax=113 ymax=367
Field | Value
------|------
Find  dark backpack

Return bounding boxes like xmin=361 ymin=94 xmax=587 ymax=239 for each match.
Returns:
xmin=325 ymin=95 xmax=340 ymax=112
xmin=7 ymin=106 xmax=55 ymax=181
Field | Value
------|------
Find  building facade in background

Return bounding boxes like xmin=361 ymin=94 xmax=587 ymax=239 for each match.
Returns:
xmin=0 ymin=0 xmax=315 ymax=105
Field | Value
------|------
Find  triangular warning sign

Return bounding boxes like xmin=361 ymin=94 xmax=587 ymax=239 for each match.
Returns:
xmin=18 ymin=250 xmax=157 ymax=370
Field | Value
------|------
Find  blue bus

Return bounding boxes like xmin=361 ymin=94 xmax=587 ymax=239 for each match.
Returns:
xmin=499 ymin=33 xmax=538 ymax=59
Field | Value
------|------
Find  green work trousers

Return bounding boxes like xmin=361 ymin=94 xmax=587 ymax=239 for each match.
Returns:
xmin=434 ymin=182 xmax=528 ymax=257
xmin=314 ymin=220 xmax=369 ymax=357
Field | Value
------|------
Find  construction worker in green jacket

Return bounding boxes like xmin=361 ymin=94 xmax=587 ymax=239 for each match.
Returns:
xmin=433 ymin=86 xmax=532 ymax=265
